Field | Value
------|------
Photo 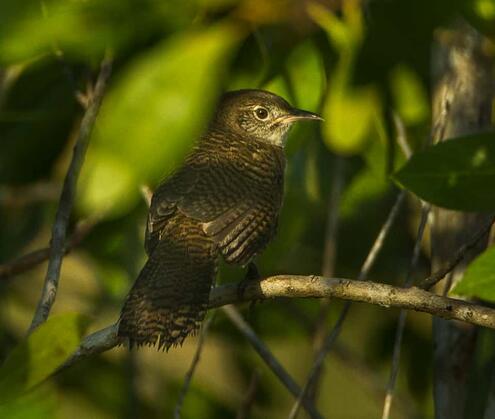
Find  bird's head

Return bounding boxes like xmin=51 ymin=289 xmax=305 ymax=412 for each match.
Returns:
xmin=210 ymin=89 xmax=322 ymax=147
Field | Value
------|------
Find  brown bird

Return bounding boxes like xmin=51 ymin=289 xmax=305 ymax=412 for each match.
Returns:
xmin=118 ymin=89 xmax=322 ymax=349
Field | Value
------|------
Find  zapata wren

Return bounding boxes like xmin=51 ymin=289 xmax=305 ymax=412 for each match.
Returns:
xmin=118 ymin=89 xmax=322 ymax=349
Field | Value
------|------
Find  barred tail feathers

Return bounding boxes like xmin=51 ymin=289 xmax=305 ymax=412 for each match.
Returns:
xmin=118 ymin=217 xmax=216 ymax=350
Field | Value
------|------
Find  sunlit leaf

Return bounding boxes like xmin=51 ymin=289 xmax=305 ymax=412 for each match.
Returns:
xmin=393 ymin=133 xmax=495 ymax=211
xmin=309 ymin=0 xmax=378 ymax=155
xmin=0 ymin=313 xmax=90 ymax=404
xmin=0 ymin=0 xmax=199 ymax=64
xmin=77 ymin=23 xmax=242 ymax=217
xmin=390 ymin=65 xmax=429 ymax=125
xmin=340 ymin=164 xmax=388 ymax=219
xmin=340 ymin=136 xmax=393 ymax=218
xmin=453 ymin=246 xmax=495 ymax=301
xmin=286 ymin=41 xmax=325 ymax=112
xmin=307 ymin=1 xmax=363 ymax=52
xmin=322 ymin=86 xmax=379 ymax=155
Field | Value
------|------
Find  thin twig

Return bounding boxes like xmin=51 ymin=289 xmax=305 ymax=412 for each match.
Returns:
xmin=236 ymin=369 xmax=260 ymax=419
xmin=421 ymin=215 xmax=495 ymax=290
xmin=285 ymin=298 xmax=420 ymax=416
xmin=359 ymin=192 xmax=407 ymax=281
xmin=382 ymin=203 xmax=430 ymax=419
xmin=0 ymin=217 xmax=98 ymax=280
xmin=484 ymin=354 xmax=495 ymax=419
xmin=0 ymin=64 xmax=25 ymax=109
xmin=321 ymin=156 xmax=345 ymax=280
xmin=333 ymin=341 xmax=420 ymax=418
xmin=0 ymin=181 xmax=61 ymax=207
xmin=288 ymin=191 xmax=406 ymax=419
xmin=393 ymin=112 xmax=412 ymax=159
xmin=308 ymin=156 xmax=345 ymax=401
xmin=28 ymin=56 xmax=112 ymax=332
xmin=140 ymin=185 xmax=153 ymax=207
xmin=222 ymin=305 xmax=324 ymax=419
xmin=174 ymin=314 xmax=215 ymax=419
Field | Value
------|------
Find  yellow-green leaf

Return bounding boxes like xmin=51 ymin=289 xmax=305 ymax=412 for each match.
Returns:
xmin=0 ymin=313 xmax=90 ymax=404
xmin=322 ymin=86 xmax=378 ymax=155
xmin=77 ymin=23 xmax=242 ymax=217
xmin=453 ymin=246 xmax=495 ymax=301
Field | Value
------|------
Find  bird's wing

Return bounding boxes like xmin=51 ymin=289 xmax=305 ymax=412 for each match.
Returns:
xmin=146 ymin=150 xmax=283 ymax=265
xmin=202 ymin=203 xmax=279 ymax=266
xmin=145 ymin=157 xmax=248 ymax=255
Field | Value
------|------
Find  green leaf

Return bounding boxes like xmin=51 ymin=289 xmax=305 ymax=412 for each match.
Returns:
xmin=390 ymin=64 xmax=429 ymax=125
xmin=393 ymin=133 xmax=495 ymax=211
xmin=322 ymin=85 xmax=378 ymax=155
xmin=286 ymin=41 xmax=325 ymax=112
xmin=0 ymin=313 xmax=90 ymax=404
xmin=0 ymin=0 xmax=199 ymax=64
xmin=453 ymin=246 xmax=495 ymax=301
xmin=309 ymin=1 xmax=379 ymax=155
xmin=77 ymin=23 xmax=242 ymax=217
xmin=0 ymin=382 xmax=57 ymax=419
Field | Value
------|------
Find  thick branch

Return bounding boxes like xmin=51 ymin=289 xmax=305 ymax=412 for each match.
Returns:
xmin=61 ymin=275 xmax=495 ymax=371
xmin=210 ymin=276 xmax=495 ymax=328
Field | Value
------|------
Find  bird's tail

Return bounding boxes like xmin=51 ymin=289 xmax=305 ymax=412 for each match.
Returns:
xmin=118 ymin=219 xmax=216 ymax=350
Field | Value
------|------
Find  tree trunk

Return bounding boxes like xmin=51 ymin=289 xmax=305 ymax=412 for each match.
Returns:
xmin=430 ymin=21 xmax=494 ymax=419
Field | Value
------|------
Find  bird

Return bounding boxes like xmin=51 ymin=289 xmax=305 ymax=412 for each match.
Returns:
xmin=118 ymin=89 xmax=322 ymax=350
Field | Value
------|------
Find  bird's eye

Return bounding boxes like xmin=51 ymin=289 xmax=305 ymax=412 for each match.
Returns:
xmin=254 ymin=107 xmax=269 ymax=120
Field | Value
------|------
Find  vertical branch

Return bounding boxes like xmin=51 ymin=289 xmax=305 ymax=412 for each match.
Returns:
xmin=288 ymin=191 xmax=406 ymax=419
xmin=321 ymin=156 xmax=345 ymax=279
xmin=484 ymin=357 xmax=495 ymax=419
xmin=236 ymin=369 xmax=260 ymax=419
xmin=0 ymin=64 xmax=25 ymax=109
xmin=430 ymin=22 xmax=494 ymax=418
xmin=174 ymin=314 xmax=215 ymax=419
xmin=124 ymin=351 xmax=140 ymax=419
xmin=29 ymin=56 xmax=112 ymax=332
xmin=307 ymin=156 xmax=345 ymax=401
xmin=222 ymin=305 xmax=324 ymax=419
xmin=381 ymin=203 xmax=430 ymax=419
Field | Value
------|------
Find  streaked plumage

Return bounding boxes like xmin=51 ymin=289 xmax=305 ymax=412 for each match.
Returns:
xmin=118 ymin=89 xmax=322 ymax=349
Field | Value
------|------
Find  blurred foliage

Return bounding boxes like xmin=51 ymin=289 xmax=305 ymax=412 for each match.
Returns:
xmin=78 ymin=23 xmax=242 ymax=217
xmin=0 ymin=314 xmax=89 ymax=403
xmin=394 ymin=133 xmax=495 ymax=211
xmin=0 ymin=0 xmax=494 ymax=418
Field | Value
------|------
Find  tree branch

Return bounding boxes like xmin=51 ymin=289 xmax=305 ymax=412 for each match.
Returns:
xmin=60 ymin=274 xmax=495 ymax=374
xmin=222 ymin=305 xmax=323 ymax=419
xmin=289 ymin=190 xmax=406 ymax=419
xmin=0 ymin=217 xmax=98 ymax=281
xmin=382 ymin=202 xmax=430 ymax=419
xmin=174 ymin=314 xmax=215 ymax=419
xmin=211 ymin=276 xmax=495 ymax=328
xmin=28 ymin=56 xmax=112 ymax=332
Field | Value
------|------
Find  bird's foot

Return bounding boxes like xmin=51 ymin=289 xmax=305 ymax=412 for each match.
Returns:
xmin=237 ymin=263 xmax=262 ymax=314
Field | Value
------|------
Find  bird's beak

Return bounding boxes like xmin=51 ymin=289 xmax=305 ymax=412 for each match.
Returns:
xmin=283 ymin=108 xmax=324 ymax=123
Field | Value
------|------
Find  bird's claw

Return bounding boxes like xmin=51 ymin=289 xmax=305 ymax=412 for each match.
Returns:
xmin=237 ymin=262 xmax=261 ymax=302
